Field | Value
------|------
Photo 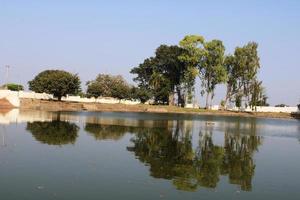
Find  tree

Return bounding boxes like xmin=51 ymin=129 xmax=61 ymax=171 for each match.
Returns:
xmin=28 ymin=70 xmax=81 ymax=101
xmin=4 ymin=83 xmax=24 ymax=91
xmin=236 ymin=42 xmax=260 ymax=106
xmin=179 ymin=35 xmax=204 ymax=105
xmin=86 ymin=74 xmax=131 ymax=99
xmin=224 ymin=42 xmax=261 ymax=108
xmin=223 ymin=55 xmax=239 ymax=107
xmin=131 ymin=45 xmax=189 ymax=105
xmin=199 ymin=40 xmax=227 ymax=109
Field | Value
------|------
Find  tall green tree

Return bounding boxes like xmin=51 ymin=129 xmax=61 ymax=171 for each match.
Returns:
xmin=199 ymin=40 xmax=227 ymax=109
xmin=179 ymin=35 xmax=205 ymax=105
xmin=236 ymin=42 xmax=260 ymax=103
xmin=28 ymin=70 xmax=81 ymax=101
xmin=224 ymin=42 xmax=261 ymax=108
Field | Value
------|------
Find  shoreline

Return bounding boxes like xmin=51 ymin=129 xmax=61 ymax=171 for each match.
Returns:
xmin=13 ymin=98 xmax=299 ymax=120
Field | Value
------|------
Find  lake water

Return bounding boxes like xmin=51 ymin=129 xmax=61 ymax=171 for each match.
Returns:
xmin=0 ymin=109 xmax=300 ymax=200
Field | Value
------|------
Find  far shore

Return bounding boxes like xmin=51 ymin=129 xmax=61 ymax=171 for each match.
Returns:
xmin=0 ymin=98 xmax=292 ymax=120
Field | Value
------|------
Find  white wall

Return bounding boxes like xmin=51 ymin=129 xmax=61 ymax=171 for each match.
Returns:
xmin=0 ymin=90 xmax=141 ymax=107
xmin=1 ymin=90 xmax=298 ymax=113
xmin=227 ymin=106 xmax=298 ymax=113
xmin=0 ymin=90 xmax=20 ymax=107
xmin=62 ymin=95 xmax=141 ymax=105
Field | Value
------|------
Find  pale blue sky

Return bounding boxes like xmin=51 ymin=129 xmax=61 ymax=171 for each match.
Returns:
xmin=0 ymin=0 xmax=299 ymax=106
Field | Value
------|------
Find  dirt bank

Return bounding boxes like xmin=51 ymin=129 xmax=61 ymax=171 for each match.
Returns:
xmin=0 ymin=98 xmax=14 ymax=109
xmin=19 ymin=98 xmax=299 ymax=120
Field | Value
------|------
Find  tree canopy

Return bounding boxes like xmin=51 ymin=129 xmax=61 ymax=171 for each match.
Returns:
xmin=28 ymin=70 xmax=81 ymax=100
xmin=130 ymin=35 xmax=265 ymax=108
xmin=131 ymin=45 xmax=192 ymax=105
xmin=24 ymin=34 xmax=267 ymax=109
xmin=86 ymin=74 xmax=131 ymax=99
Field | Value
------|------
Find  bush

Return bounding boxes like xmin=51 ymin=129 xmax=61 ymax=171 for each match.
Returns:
xmin=5 ymin=83 xmax=24 ymax=91
xmin=275 ymin=104 xmax=288 ymax=107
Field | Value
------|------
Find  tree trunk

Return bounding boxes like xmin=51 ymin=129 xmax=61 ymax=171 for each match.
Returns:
xmin=224 ymin=84 xmax=231 ymax=109
xmin=176 ymin=86 xmax=183 ymax=107
xmin=168 ymin=92 xmax=175 ymax=106
xmin=210 ymin=91 xmax=214 ymax=109
xmin=205 ymin=92 xmax=210 ymax=109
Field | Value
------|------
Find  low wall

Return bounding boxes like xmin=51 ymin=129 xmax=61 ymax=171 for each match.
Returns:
xmin=61 ymin=95 xmax=140 ymax=105
xmin=0 ymin=90 xmax=141 ymax=108
xmin=227 ymin=106 xmax=298 ymax=113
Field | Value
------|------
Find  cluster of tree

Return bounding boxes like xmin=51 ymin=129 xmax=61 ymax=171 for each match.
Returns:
xmin=26 ymin=34 xmax=269 ymax=109
xmin=28 ymin=70 xmax=148 ymax=102
xmin=85 ymin=74 xmax=150 ymax=102
xmin=131 ymin=34 xmax=268 ymax=109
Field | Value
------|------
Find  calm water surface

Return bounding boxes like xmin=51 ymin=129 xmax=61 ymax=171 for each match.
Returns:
xmin=0 ymin=109 xmax=300 ymax=200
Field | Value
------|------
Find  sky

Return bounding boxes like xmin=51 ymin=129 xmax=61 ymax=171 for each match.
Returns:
xmin=0 ymin=0 xmax=299 ymax=106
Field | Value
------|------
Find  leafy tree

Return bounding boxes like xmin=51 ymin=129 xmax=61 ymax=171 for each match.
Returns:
xmin=199 ymin=40 xmax=227 ymax=109
xmin=224 ymin=42 xmax=261 ymax=108
xmin=86 ymin=74 xmax=131 ymax=99
xmin=28 ymin=70 xmax=81 ymax=101
xmin=131 ymin=45 xmax=189 ymax=105
xmin=179 ymin=35 xmax=205 ymax=106
xmin=4 ymin=83 xmax=24 ymax=91
xmin=223 ymin=54 xmax=239 ymax=106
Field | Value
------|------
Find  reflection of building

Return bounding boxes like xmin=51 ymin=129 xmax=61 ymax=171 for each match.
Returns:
xmin=0 ymin=109 xmax=56 ymax=124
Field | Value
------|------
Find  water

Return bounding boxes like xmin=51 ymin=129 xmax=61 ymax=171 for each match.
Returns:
xmin=0 ymin=109 xmax=300 ymax=200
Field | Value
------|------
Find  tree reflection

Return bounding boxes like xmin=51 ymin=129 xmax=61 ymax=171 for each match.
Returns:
xmin=127 ymin=121 xmax=262 ymax=192
xmin=26 ymin=121 xmax=79 ymax=145
xmin=85 ymin=124 xmax=129 ymax=141
xmin=84 ymin=123 xmax=149 ymax=141
xmin=221 ymin=133 xmax=261 ymax=191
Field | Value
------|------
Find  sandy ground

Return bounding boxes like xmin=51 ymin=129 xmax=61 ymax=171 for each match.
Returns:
xmin=16 ymin=98 xmax=299 ymax=120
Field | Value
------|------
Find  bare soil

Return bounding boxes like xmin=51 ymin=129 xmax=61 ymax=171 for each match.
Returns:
xmin=18 ymin=98 xmax=300 ymax=120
